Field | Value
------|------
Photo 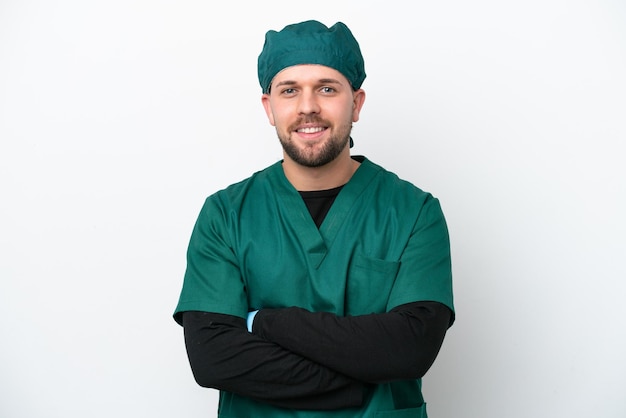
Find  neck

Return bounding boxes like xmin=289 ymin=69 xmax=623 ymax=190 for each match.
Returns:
xmin=282 ymin=148 xmax=360 ymax=191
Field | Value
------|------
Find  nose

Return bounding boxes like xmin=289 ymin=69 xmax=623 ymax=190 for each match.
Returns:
xmin=297 ymin=90 xmax=320 ymax=115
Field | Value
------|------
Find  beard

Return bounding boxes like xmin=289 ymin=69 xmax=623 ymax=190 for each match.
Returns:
xmin=277 ymin=117 xmax=353 ymax=168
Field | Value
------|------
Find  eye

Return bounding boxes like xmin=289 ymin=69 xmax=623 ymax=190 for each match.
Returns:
xmin=320 ymin=86 xmax=336 ymax=94
xmin=281 ymin=88 xmax=297 ymax=96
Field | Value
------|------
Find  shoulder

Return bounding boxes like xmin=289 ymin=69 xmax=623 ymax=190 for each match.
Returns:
xmin=356 ymin=157 xmax=447 ymax=228
xmin=359 ymin=157 xmax=434 ymax=203
xmin=204 ymin=161 xmax=281 ymax=209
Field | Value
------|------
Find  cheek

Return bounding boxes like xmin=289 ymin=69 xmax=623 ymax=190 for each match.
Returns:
xmin=267 ymin=106 xmax=290 ymax=128
xmin=270 ymin=108 xmax=292 ymax=129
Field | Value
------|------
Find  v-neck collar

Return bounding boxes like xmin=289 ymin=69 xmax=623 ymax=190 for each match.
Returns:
xmin=266 ymin=157 xmax=381 ymax=268
xmin=320 ymin=157 xmax=380 ymax=239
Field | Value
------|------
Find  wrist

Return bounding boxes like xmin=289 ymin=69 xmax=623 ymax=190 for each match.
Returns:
xmin=246 ymin=310 xmax=259 ymax=332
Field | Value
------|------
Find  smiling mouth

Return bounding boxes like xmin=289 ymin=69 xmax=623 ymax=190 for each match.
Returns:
xmin=296 ymin=126 xmax=326 ymax=134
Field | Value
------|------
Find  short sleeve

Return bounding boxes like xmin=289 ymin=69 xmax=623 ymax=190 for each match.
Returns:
xmin=173 ymin=195 xmax=248 ymax=325
xmin=386 ymin=195 xmax=454 ymax=319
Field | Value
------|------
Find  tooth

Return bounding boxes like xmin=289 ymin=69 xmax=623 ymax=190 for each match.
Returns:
xmin=301 ymin=127 xmax=322 ymax=133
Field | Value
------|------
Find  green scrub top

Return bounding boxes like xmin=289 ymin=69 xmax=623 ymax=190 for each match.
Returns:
xmin=174 ymin=157 xmax=454 ymax=418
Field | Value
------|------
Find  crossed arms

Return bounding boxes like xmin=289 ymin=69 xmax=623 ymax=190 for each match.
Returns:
xmin=182 ymin=301 xmax=451 ymax=410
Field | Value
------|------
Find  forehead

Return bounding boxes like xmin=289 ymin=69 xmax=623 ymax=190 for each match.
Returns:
xmin=271 ymin=64 xmax=351 ymax=87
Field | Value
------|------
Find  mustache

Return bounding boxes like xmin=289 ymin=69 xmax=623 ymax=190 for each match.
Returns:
xmin=289 ymin=116 xmax=329 ymax=130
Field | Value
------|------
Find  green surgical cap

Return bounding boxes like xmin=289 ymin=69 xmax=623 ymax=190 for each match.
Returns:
xmin=257 ymin=20 xmax=366 ymax=93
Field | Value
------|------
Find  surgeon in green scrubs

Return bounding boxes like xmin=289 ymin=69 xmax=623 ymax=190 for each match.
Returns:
xmin=174 ymin=20 xmax=455 ymax=417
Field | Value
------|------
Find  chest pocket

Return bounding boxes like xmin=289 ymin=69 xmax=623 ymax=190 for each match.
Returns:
xmin=345 ymin=254 xmax=400 ymax=315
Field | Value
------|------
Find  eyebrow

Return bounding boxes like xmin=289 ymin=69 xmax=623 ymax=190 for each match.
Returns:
xmin=274 ymin=78 xmax=344 ymax=88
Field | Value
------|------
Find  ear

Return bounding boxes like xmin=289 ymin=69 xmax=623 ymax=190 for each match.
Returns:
xmin=261 ymin=94 xmax=276 ymax=126
xmin=351 ymin=89 xmax=366 ymax=122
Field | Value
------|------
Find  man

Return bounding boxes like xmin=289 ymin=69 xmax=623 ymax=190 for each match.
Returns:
xmin=174 ymin=20 xmax=454 ymax=417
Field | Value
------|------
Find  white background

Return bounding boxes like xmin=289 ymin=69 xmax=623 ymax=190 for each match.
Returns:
xmin=1 ymin=1 xmax=625 ymax=417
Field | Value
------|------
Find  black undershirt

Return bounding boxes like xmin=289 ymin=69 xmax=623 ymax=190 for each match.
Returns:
xmin=299 ymin=185 xmax=343 ymax=228
xmin=181 ymin=188 xmax=453 ymax=410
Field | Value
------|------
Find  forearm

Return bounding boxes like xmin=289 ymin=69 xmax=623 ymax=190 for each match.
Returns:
xmin=251 ymin=301 xmax=452 ymax=383
xmin=182 ymin=311 xmax=367 ymax=410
